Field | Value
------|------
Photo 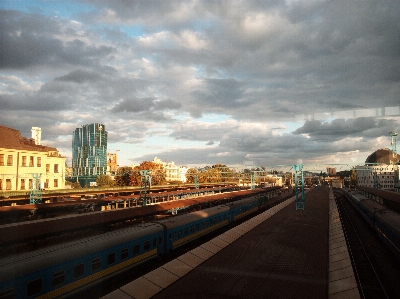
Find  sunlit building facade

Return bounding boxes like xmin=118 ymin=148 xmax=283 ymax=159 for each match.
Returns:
xmin=0 ymin=125 xmax=65 ymax=191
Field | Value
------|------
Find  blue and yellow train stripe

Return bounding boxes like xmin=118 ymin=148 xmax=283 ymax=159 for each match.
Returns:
xmin=173 ymin=220 xmax=229 ymax=249
xmin=36 ymin=248 xmax=158 ymax=299
xmin=233 ymin=207 xmax=258 ymax=221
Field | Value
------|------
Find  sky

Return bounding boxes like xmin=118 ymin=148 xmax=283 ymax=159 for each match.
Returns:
xmin=1 ymin=0 xmax=399 ymax=171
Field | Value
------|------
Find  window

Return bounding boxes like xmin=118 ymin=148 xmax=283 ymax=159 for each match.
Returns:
xmin=29 ymin=156 xmax=34 ymax=167
xmin=37 ymin=157 xmax=41 ymax=167
xmin=54 ymin=179 xmax=58 ymax=188
xmin=73 ymin=264 xmax=85 ymax=278
xmin=0 ymin=179 xmax=2 ymax=190
xmin=21 ymin=179 xmax=25 ymax=190
xmin=92 ymin=258 xmax=101 ymax=272
xmin=191 ymin=226 xmax=195 ymax=233
xmin=159 ymin=236 xmax=163 ymax=245
xmin=22 ymin=156 xmax=27 ymax=166
xmin=27 ymin=279 xmax=42 ymax=297
xmin=196 ymin=223 xmax=199 ymax=231
xmin=44 ymin=179 xmax=49 ymax=189
xmin=46 ymin=164 xmax=50 ymax=173
xmin=133 ymin=244 xmax=140 ymax=255
xmin=0 ymin=288 xmax=15 ymax=299
xmin=6 ymin=179 xmax=11 ymax=190
xmin=0 ymin=154 xmax=4 ymax=166
xmin=52 ymin=271 xmax=65 ymax=286
xmin=144 ymin=241 xmax=150 ymax=251
xmin=121 ymin=249 xmax=128 ymax=260
xmin=184 ymin=228 xmax=188 ymax=236
xmin=178 ymin=230 xmax=182 ymax=238
xmin=7 ymin=155 xmax=13 ymax=166
xmin=29 ymin=179 xmax=32 ymax=189
xmin=107 ymin=253 xmax=115 ymax=265
xmin=54 ymin=164 xmax=59 ymax=173
xmin=153 ymin=238 xmax=157 ymax=247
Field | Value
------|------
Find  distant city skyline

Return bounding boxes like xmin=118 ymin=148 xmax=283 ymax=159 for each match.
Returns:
xmin=1 ymin=1 xmax=399 ymax=169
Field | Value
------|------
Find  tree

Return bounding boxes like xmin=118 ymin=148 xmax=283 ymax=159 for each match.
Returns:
xmin=129 ymin=161 xmax=166 ymax=186
xmin=114 ymin=167 xmax=132 ymax=187
xmin=212 ymin=164 xmax=234 ymax=182
xmin=350 ymin=169 xmax=357 ymax=186
xmin=185 ymin=168 xmax=199 ymax=183
xmin=96 ymin=174 xmax=115 ymax=187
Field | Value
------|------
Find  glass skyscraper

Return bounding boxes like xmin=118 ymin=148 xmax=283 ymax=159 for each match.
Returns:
xmin=72 ymin=123 xmax=107 ymax=185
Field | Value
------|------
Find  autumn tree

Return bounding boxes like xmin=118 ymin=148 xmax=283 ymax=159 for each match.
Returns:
xmin=212 ymin=164 xmax=235 ymax=182
xmin=114 ymin=167 xmax=132 ymax=187
xmin=96 ymin=174 xmax=115 ymax=187
xmin=185 ymin=168 xmax=199 ymax=183
xmin=130 ymin=161 xmax=166 ymax=186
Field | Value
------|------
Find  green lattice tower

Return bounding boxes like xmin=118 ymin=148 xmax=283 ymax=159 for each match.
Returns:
xmin=293 ymin=164 xmax=305 ymax=210
xmin=139 ymin=170 xmax=151 ymax=206
xmin=30 ymin=173 xmax=42 ymax=204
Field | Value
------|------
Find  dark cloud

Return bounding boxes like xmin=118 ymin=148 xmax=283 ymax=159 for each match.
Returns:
xmin=293 ymin=118 xmax=397 ymax=141
xmin=111 ymin=97 xmax=181 ymax=113
xmin=55 ymin=69 xmax=105 ymax=83
xmin=0 ymin=10 xmax=115 ymax=70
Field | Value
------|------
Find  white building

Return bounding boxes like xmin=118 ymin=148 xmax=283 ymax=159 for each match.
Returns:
xmin=153 ymin=157 xmax=188 ymax=183
xmin=356 ymin=164 xmax=399 ymax=190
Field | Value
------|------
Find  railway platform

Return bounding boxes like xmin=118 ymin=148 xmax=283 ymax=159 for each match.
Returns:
xmin=101 ymin=186 xmax=359 ymax=299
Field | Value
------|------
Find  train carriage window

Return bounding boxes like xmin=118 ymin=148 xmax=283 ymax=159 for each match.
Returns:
xmin=52 ymin=271 xmax=65 ymax=286
xmin=205 ymin=220 xmax=208 ymax=227
xmin=159 ymin=236 xmax=163 ymax=245
xmin=201 ymin=222 xmax=204 ymax=229
xmin=178 ymin=230 xmax=182 ymax=238
xmin=92 ymin=258 xmax=101 ymax=272
xmin=133 ymin=244 xmax=140 ymax=255
xmin=74 ymin=264 xmax=85 ymax=278
xmin=144 ymin=241 xmax=150 ymax=251
xmin=27 ymin=278 xmax=42 ymax=297
xmin=107 ymin=253 xmax=116 ymax=265
xmin=0 ymin=288 xmax=15 ymax=299
xmin=153 ymin=238 xmax=157 ymax=247
xmin=196 ymin=223 xmax=199 ymax=231
xmin=191 ymin=226 xmax=194 ymax=233
xmin=184 ymin=228 xmax=188 ymax=236
xmin=121 ymin=248 xmax=129 ymax=260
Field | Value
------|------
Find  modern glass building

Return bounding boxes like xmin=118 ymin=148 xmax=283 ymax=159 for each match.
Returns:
xmin=72 ymin=123 xmax=107 ymax=186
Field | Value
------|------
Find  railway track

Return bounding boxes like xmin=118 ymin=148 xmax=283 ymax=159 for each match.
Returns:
xmin=334 ymin=191 xmax=400 ymax=299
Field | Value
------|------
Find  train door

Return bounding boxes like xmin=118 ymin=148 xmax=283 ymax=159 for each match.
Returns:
xmin=157 ymin=232 xmax=164 ymax=256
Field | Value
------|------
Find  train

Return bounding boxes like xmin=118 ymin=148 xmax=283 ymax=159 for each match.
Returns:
xmin=340 ymin=189 xmax=400 ymax=261
xmin=0 ymin=193 xmax=276 ymax=299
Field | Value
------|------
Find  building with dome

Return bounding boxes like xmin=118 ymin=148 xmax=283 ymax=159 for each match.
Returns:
xmin=356 ymin=148 xmax=399 ymax=191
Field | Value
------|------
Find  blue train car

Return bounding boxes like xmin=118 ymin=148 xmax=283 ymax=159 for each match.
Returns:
xmin=0 ymin=223 xmax=164 ymax=299
xmin=345 ymin=191 xmax=400 ymax=262
xmin=158 ymin=205 xmax=231 ymax=254
xmin=227 ymin=197 xmax=259 ymax=222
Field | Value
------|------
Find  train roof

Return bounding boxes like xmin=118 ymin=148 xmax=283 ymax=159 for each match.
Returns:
xmin=224 ymin=197 xmax=257 ymax=209
xmin=156 ymin=205 xmax=230 ymax=230
xmin=376 ymin=209 xmax=400 ymax=235
xmin=0 ymin=222 xmax=163 ymax=281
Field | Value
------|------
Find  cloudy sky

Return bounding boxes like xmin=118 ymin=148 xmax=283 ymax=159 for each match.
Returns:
xmin=1 ymin=0 xmax=399 ymax=170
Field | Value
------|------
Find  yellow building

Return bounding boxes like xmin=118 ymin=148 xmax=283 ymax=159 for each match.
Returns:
xmin=0 ymin=125 xmax=66 ymax=191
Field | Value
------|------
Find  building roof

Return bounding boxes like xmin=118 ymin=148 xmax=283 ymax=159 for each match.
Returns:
xmin=365 ymin=148 xmax=400 ymax=164
xmin=0 ymin=125 xmax=58 ymax=152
